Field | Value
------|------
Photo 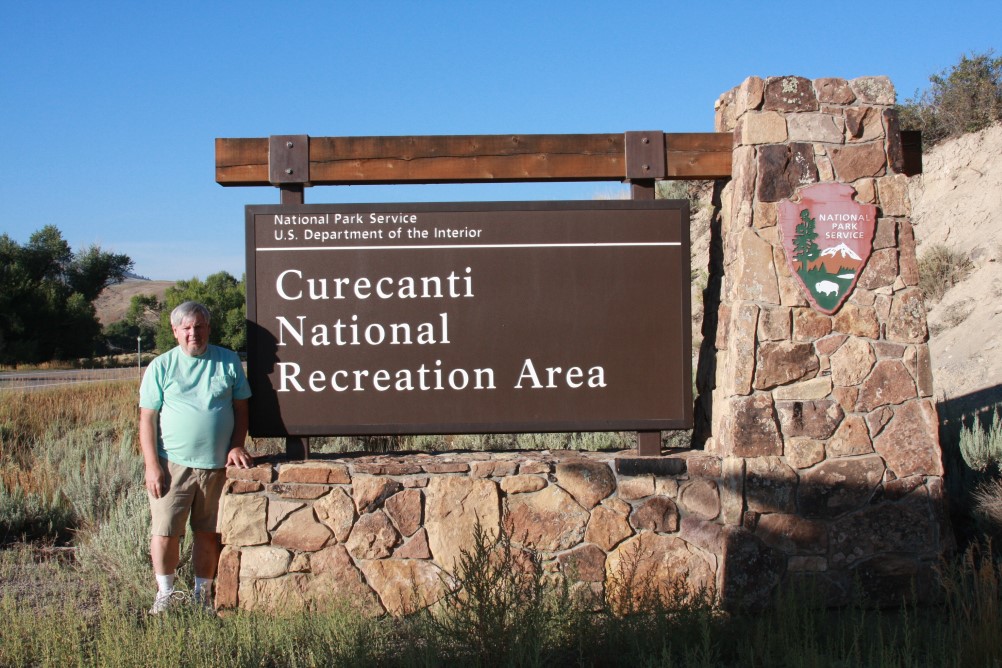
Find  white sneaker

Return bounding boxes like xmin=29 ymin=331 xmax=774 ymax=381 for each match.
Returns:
xmin=149 ymin=590 xmax=189 ymax=615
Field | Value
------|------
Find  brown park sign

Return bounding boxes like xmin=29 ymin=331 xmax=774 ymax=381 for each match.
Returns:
xmin=778 ymin=183 xmax=876 ymax=314
xmin=245 ymin=200 xmax=691 ymax=437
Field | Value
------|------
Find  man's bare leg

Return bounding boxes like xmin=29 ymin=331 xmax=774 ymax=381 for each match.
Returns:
xmin=192 ymin=530 xmax=221 ymax=607
xmin=151 ymin=534 xmax=181 ymax=576
xmin=149 ymin=534 xmax=182 ymax=613
xmin=192 ymin=531 xmax=221 ymax=580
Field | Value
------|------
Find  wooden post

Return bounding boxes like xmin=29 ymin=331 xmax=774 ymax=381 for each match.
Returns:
xmin=269 ymin=136 xmax=311 ymax=460
xmin=625 ymin=132 xmax=664 ymax=457
xmin=279 ymin=180 xmax=308 ymax=460
xmin=631 ymin=178 xmax=662 ymax=456
xmin=280 ymin=184 xmax=304 ymax=205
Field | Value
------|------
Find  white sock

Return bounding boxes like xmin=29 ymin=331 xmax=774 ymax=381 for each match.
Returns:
xmin=194 ymin=576 xmax=213 ymax=598
xmin=156 ymin=573 xmax=175 ymax=595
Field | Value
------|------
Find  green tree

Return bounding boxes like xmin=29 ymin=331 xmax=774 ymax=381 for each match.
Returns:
xmin=126 ymin=293 xmax=163 ymax=328
xmin=67 ymin=245 xmax=135 ymax=302
xmin=103 ymin=293 xmax=162 ymax=353
xmin=792 ymin=209 xmax=820 ymax=272
xmin=0 ymin=226 xmax=132 ymax=364
xmin=156 ymin=272 xmax=246 ymax=352
xmin=899 ymin=50 xmax=1002 ymax=146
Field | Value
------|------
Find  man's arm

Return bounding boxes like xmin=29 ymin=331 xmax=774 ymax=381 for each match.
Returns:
xmin=139 ymin=407 xmax=165 ymax=498
xmin=226 ymin=398 xmax=253 ymax=468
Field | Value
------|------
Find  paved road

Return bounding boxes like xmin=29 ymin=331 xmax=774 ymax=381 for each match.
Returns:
xmin=0 ymin=367 xmax=142 ymax=391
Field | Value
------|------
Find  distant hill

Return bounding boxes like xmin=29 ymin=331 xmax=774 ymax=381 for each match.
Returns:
xmin=94 ymin=278 xmax=174 ymax=325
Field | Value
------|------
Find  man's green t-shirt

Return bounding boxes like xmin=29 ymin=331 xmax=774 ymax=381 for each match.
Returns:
xmin=139 ymin=345 xmax=252 ymax=469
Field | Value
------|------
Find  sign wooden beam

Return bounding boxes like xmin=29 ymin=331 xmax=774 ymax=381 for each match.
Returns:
xmin=215 ymin=132 xmax=734 ymax=187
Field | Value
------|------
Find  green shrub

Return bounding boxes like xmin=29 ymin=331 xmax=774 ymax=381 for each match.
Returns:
xmin=0 ymin=482 xmax=76 ymax=545
xmin=421 ymin=518 xmax=556 ymax=666
xmin=959 ymin=410 xmax=1002 ymax=473
xmin=51 ymin=426 xmax=144 ymax=529
xmin=656 ymin=180 xmax=696 ymax=203
xmin=918 ymin=243 xmax=974 ymax=304
xmin=899 ymin=50 xmax=1002 ymax=146
xmin=74 ymin=487 xmax=172 ymax=603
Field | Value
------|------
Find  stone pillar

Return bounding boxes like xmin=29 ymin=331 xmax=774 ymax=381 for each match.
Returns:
xmin=697 ymin=75 xmax=949 ymax=603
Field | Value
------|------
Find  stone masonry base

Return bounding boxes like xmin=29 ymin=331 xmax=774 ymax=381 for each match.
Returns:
xmin=217 ymin=447 xmax=943 ymax=615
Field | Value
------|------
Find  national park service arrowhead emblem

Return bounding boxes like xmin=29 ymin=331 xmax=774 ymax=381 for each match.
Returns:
xmin=778 ymin=183 xmax=876 ymax=315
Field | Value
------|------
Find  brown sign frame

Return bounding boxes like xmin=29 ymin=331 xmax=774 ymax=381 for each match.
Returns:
xmin=245 ymin=199 xmax=691 ymax=438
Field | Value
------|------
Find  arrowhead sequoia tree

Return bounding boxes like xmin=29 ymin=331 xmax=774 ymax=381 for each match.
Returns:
xmin=792 ymin=209 xmax=821 ymax=274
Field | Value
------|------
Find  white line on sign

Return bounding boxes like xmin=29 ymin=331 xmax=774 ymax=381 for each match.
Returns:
xmin=257 ymin=242 xmax=683 ymax=252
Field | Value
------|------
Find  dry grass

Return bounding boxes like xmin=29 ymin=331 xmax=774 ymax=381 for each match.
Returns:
xmin=973 ymin=478 xmax=1002 ymax=541
xmin=919 ymin=244 xmax=974 ymax=305
xmin=0 ymin=381 xmax=138 ymax=469
xmin=0 ymin=381 xmax=139 ymax=545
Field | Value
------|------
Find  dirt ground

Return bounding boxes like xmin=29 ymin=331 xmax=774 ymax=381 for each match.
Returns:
xmin=909 ymin=122 xmax=1002 ymax=409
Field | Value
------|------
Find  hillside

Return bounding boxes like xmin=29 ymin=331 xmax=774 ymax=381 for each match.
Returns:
xmin=93 ymin=279 xmax=173 ymax=325
xmin=909 ymin=122 xmax=1002 ymax=408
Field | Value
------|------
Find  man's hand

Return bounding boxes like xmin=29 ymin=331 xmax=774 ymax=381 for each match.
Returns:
xmin=145 ymin=461 xmax=166 ymax=499
xmin=227 ymin=399 xmax=251 ymax=469
xmin=139 ymin=408 xmax=165 ymax=498
xmin=227 ymin=445 xmax=254 ymax=469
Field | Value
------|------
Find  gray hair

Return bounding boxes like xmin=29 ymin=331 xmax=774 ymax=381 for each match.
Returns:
xmin=170 ymin=301 xmax=211 ymax=327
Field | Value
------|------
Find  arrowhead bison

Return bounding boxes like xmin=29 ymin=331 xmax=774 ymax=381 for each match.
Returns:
xmin=815 ymin=280 xmax=839 ymax=297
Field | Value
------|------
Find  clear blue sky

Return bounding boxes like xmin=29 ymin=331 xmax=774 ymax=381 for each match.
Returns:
xmin=2 ymin=1 xmax=999 ymax=280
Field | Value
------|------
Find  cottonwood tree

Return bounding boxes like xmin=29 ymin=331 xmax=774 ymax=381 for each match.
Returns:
xmin=103 ymin=293 xmax=162 ymax=353
xmin=0 ymin=225 xmax=133 ymax=363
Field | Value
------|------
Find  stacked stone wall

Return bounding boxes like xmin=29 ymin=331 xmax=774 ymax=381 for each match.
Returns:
xmin=696 ymin=75 xmax=949 ymax=603
xmin=217 ymin=450 xmax=746 ymax=614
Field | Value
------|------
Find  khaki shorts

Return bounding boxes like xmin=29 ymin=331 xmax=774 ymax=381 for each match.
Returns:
xmin=148 ymin=459 xmax=226 ymax=536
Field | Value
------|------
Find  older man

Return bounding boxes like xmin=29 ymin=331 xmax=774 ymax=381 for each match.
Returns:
xmin=139 ymin=300 xmax=253 ymax=613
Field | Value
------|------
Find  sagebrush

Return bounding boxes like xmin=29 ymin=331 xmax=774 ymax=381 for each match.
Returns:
xmin=918 ymin=243 xmax=974 ymax=304
xmin=898 ymin=50 xmax=1002 ymax=146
